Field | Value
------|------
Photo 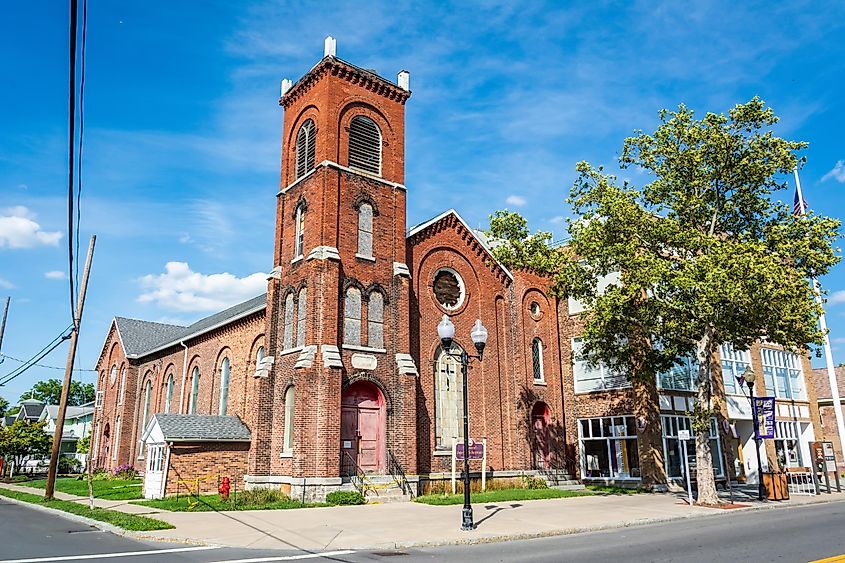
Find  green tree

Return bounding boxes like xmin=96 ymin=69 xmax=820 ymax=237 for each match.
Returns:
xmin=490 ymin=98 xmax=840 ymax=505
xmin=0 ymin=396 xmax=8 ymax=417
xmin=76 ymin=434 xmax=90 ymax=455
xmin=0 ymin=420 xmax=52 ymax=476
xmin=19 ymin=379 xmax=95 ymax=406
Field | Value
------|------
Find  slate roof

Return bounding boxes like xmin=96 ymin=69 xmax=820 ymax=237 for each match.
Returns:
xmin=42 ymin=405 xmax=94 ymax=421
xmin=147 ymin=414 xmax=251 ymax=442
xmin=115 ymin=293 xmax=266 ymax=359
xmin=20 ymin=400 xmax=45 ymax=420
xmin=3 ymin=416 xmax=15 ymax=427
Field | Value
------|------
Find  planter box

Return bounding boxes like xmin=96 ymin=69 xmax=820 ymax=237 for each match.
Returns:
xmin=762 ymin=471 xmax=790 ymax=500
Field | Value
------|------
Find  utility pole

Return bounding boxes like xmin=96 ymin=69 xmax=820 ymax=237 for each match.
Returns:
xmin=45 ymin=235 xmax=95 ymax=500
xmin=0 ymin=296 xmax=10 ymax=361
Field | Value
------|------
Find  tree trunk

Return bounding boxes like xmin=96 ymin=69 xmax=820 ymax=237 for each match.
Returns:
xmin=694 ymin=329 xmax=721 ymax=506
xmin=632 ymin=377 xmax=666 ymax=488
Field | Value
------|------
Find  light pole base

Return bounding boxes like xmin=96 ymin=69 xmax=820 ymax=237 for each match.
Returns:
xmin=461 ymin=506 xmax=474 ymax=530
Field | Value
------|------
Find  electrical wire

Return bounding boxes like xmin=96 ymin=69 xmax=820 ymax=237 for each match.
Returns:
xmin=74 ymin=0 xmax=87 ymax=311
xmin=0 ymin=327 xmax=74 ymax=387
xmin=66 ymin=0 xmax=79 ymax=322
xmin=0 ymin=354 xmax=96 ymax=373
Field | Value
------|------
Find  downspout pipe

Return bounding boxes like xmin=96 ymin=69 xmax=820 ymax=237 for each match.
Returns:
xmin=180 ymin=341 xmax=188 ymax=414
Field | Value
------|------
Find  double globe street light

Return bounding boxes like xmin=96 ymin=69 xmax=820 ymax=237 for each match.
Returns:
xmin=437 ymin=314 xmax=488 ymax=531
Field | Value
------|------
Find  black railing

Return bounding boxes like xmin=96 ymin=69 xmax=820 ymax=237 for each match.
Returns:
xmin=388 ymin=449 xmax=413 ymax=498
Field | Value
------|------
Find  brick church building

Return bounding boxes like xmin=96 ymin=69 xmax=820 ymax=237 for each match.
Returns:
xmin=92 ymin=39 xmax=825 ymax=500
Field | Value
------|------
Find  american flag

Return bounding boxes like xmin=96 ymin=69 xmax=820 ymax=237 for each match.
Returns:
xmin=793 ymin=187 xmax=808 ymax=216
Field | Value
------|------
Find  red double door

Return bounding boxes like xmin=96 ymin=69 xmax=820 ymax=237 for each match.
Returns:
xmin=341 ymin=382 xmax=385 ymax=474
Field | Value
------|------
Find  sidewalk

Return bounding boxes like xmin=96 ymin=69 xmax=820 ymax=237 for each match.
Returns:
xmin=2 ymin=481 xmax=843 ymax=550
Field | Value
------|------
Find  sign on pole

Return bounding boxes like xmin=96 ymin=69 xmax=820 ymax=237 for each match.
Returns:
xmin=451 ymin=438 xmax=488 ymax=493
xmin=753 ymin=397 xmax=776 ymax=439
xmin=678 ymin=430 xmax=693 ymax=506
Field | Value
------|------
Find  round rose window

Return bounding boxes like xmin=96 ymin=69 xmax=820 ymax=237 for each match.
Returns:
xmin=433 ymin=268 xmax=465 ymax=311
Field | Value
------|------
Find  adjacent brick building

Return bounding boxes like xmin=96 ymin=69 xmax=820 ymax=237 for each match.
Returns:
xmin=91 ymin=39 xmax=831 ymax=500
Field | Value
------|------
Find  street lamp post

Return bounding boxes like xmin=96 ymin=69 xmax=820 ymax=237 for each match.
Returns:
xmin=437 ymin=314 xmax=488 ymax=531
xmin=742 ymin=368 xmax=766 ymax=501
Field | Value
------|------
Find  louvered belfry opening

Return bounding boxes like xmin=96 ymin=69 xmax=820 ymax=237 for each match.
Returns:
xmin=348 ymin=115 xmax=382 ymax=175
xmin=295 ymin=119 xmax=316 ymax=179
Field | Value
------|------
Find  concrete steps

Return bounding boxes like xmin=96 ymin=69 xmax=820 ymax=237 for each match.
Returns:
xmin=538 ymin=470 xmax=585 ymax=490
xmin=342 ymin=474 xmax=413 ymax=504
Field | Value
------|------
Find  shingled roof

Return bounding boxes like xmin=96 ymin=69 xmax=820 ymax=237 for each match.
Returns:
xmin=114 ymin=293 xmax=266 ymax=359
xmin=145 ymin=414 xmax=251 ymax=442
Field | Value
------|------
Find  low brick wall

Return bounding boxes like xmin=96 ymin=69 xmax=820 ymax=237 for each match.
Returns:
xmin=165 ymin=442 xmax=250 ymax=497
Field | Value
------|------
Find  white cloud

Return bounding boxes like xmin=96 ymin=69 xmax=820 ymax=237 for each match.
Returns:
xmin=0 ymin=277 xmax=14 ymax=289
xmin=505 ymin=195 xmax=527 ymax=207
xmin=138 ymin=262 xmax=266 ymax=313
xmin=549 ymin=215 xmax=565 ymax=225
xmin=828 ymin=290 xmax=845 ymax=305
xmin=822 ymin=160 xmax=845 ymax=183
xmin=44 ymin=270 xmax=67 ymax=280
xmin=0 ymin=206 xmax=63 ymax=249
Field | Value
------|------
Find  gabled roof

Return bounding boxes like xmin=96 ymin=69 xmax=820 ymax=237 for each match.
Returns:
xmin=19 ymin=400 xmax=45 ymax=421
xmin=144 ymin=414 xmax=251 ymax=443
xmin=114 ymin=294 xmax=267 ymax=360
xmin=41 ymin=405 xmax=94 ymax=421
xmin=407 ymin=209 xmax=513 ymax=283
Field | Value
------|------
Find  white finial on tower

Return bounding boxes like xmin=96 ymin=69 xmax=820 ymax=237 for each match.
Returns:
xmin=324 ymin=36 xmax=337 ymax=57
xmin=397 ymin=70 xmax=410 ymax=91
xmin=280 ymin=78 xmax=292 ymax=97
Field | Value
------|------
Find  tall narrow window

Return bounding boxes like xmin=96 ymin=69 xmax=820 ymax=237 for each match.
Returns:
xmin=112 ymin=416 xmax=121 ymax=462
xmin=219 ymin=357 xmax=230 ymax=416
xmin=297 ymin=288 xmax=307 ymax=347
xmin=283 ymin=293 xmax=295 ymax=349
xmin=294 ymin=119 xmax=316 ymax=179
xmin=343 ymin=287 xmax=362 ymax=345
xmin=348 ymin=116 xmax=382 ymax=175
xmin=435 ymin=344 xmax=463 ymax=449
xmin=139 ymin=379 xmax=152 ymax=459
xmin=165 ymin=374 xmax=174 ymax=413
xmin=256 ymin=346 xmax=265 ymax=364
xmin=532 ymin=338 xmax=545 ymax=382
xmin=368 ymin=292 xmax=384 ymax=348
xmin=190 ymin=367 xmax=200 ymax=414
xmin=357 ymin=203 xmax=374 ymax=258
xmin=283 ymin=386 xmax=295 ymax=453
xmin=293 ymin=204 xmax=305 ymax=259
xmin=118 ymin=366 xmax=127 ymax=404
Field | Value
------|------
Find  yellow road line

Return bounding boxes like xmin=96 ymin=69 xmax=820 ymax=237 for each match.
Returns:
xmin=809 ymin=554 xmax=845 ymax=563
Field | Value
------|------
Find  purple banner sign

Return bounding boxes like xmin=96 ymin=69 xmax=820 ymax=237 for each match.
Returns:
xmin=753 ymin=397 xmax=776 ymax=439
xmin=456 ymin=442 xmax=484 ymax=461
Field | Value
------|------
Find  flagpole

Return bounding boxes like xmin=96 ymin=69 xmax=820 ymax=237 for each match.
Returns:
xmin=795 ymin=168 xmax=845 ymax=470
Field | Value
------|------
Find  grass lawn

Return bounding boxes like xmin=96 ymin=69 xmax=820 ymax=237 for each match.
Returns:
xmin=0 ymin=488 xmax=173 ymax=531
xmin=134 ymin=494 xmax=327 ymax=512
xmin=415 ymin=487 xmax=593 ymax=505
xmin=26 ymin=478 xmax=143 ymax=500
xmin=586 ymin=485 xmax=649 ymax=495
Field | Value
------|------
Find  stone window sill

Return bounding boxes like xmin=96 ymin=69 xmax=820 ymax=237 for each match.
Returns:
xmin=533 ymin=380 xmax=547 ymax=386
xmin=355 ymin=253 xmax=375 ymax=262
xmin=279 ymin=346 xmax=304 ymax=356
xmin=342 ymin=344 xmax=387 ymax=354
xmin=291 ymin=256 xmax=303 ymax=265
xmin=280 ymin=451 xmax=293 ymax=458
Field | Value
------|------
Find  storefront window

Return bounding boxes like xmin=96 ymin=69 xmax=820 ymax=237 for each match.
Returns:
xmin=661 ymin=415 xmax=723 ymax=479
xmin=774 ymin=421 xmax=803 ymax=468
xmin=579 ymin=416 xmax=640 ymax=479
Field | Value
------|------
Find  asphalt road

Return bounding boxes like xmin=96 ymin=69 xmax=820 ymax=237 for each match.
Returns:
xmin=2 ymin=496 xmax=845 ymax=562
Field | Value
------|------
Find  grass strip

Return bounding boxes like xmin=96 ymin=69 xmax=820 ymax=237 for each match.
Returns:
xmin=25 ymin=478 xmax=143 ymax=500
xmin=585 ymin=485 xmax=650 ymax=495
xmin=0 ymin=488 xmax=174 ymax=531
xmin=134 ymin=494 xmax=327 ymax=512
xmin=415 ymin=487 xmax=593 ymax=505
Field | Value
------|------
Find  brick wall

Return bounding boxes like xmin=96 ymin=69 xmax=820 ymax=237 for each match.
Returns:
xmin=164 ymin=442 xmax=250 ymax=497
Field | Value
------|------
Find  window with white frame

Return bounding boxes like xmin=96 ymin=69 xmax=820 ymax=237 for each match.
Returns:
xmin=661 ymin=415 xmax=723 ymax=479
xmin=296 ymin=288 xmax=307 ymax=347
xmin=219 ymin=357 xmax=230 ymax=416
xmin=147 ymin=444 xmax=165 ymax=473
xmin=343 ymin=287 xmax=362 ymax=346
xmin=294 ymin=119 xmax=316 ymax=179
xmin=118 ymin=366 xmax=127 ymax=404
xmin=95 ymin=391 xmax=104 ymax=408
xmin=283 ymin=293 xmax=295 ymax=350
xmin=774 ymin=420 xmax=803 ymax=468
xmin=110 ymin=364 xmax=117 ymax=386
xmin=293 ymin=204 xmax=305 ymax=259
xmin=572 ymin=338 xmax=630 ymax=392
xmin=761 ymin=348 xmax=806 ymax=400
xmin=720 ymin=343 xmax=751 ymax=394
xmin=657 ymin=355 xmax=699 ymax=391
xmin=532 ymin=338 xmax=545 ymax=382
xmin=283 ymin=386 xmax=294 ymax=453
xmin=189 ymin=367 xmax=200 ymax=414
xmin=165 ymin=374 xmax=174 ymax=413
xmin=348 ymin=116 xmax=382 ymax=175
xmin=435 ymin=344 xmax=464 ymax=449
xmin=578 ymin=416 xmax=640 ymax=479
xmin=357 ymin=203 xmax=374 ymax=258
xmin=112 ymin=416 xmax=121 ymax=462
xmin=139 ymin=379 xmax=152 ymax=459
xmin=368 ymin=292 xmax=384 ymax=348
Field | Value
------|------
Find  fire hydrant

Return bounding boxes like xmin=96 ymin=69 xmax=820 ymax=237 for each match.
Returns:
xmin=219 ymin=476 xmax=231 ymax=500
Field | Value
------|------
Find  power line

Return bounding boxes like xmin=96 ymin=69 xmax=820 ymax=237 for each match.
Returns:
xmin=66 ymin=0 xmax=79 ymax=322
xmin=0 ymin=327 xmax=73 ymax=387
xmin=75 ymin=0 xmax=87 ymax=302
xmin=0 ymin=353 xmax=96 ymax=373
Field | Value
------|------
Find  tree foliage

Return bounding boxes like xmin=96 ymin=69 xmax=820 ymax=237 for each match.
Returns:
xmin=490 ymin=98 xmax=840 ymax=504
xmin=0 ymin=396 xmax=8 ymax=418
xmin=20 ymin=379 xmax=95 ymax=406
xmin=0 ymin=420 xmax=52 ymax=475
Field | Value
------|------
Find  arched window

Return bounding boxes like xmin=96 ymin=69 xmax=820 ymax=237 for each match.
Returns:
xmin=357 ymin=203 xmax=374 ymax=258
xmin=294 ymin=119 xmax=316 ymax=179
xmin=368 ymin=292 xmax=384 ymax=348
xmin=297 ymin=288 xmax=307 ymax=347
xmin=112 ymin=416 xmax=121 ymax=462
xmin=118 ymin=366 xmax=127 ymax=404
xmin=435 ymin=344 xmax=463 ymax=449
xmin=139 ymin=379 xmax=152 ymax=458
xmin=343 ymin=287 xmax=362 ymax=345
xmin=219 ymin=357 xmax=230 ymax=415
xmin=348 ymin=116 xmax=382 ymax=175
xmin=532 ymin=338 xmax=545 ymax=382
xmin=165 ymin=374 xmax=174 ymax=413
xmin=190 ymin=367 xmax=200 ymax=414
xmin=283 ymin=386 xmax=295 ymax=453
xmin=110 ymin=364 xmax=117 ymax=386
xmin=283 ymin=293 xmax=295 ymax=349
xmin=294 ymin=204 xmax=305 ymax=259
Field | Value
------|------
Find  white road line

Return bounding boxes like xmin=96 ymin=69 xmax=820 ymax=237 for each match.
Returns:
xmin=208 ymin=550 xmax=356 ymax=563
xmin=0 ymin=546 xmax=220 ymax=563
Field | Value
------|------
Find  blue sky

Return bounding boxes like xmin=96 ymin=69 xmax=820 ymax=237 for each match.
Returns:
xmin=1 ymin=1 xmax=844 ymax=404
